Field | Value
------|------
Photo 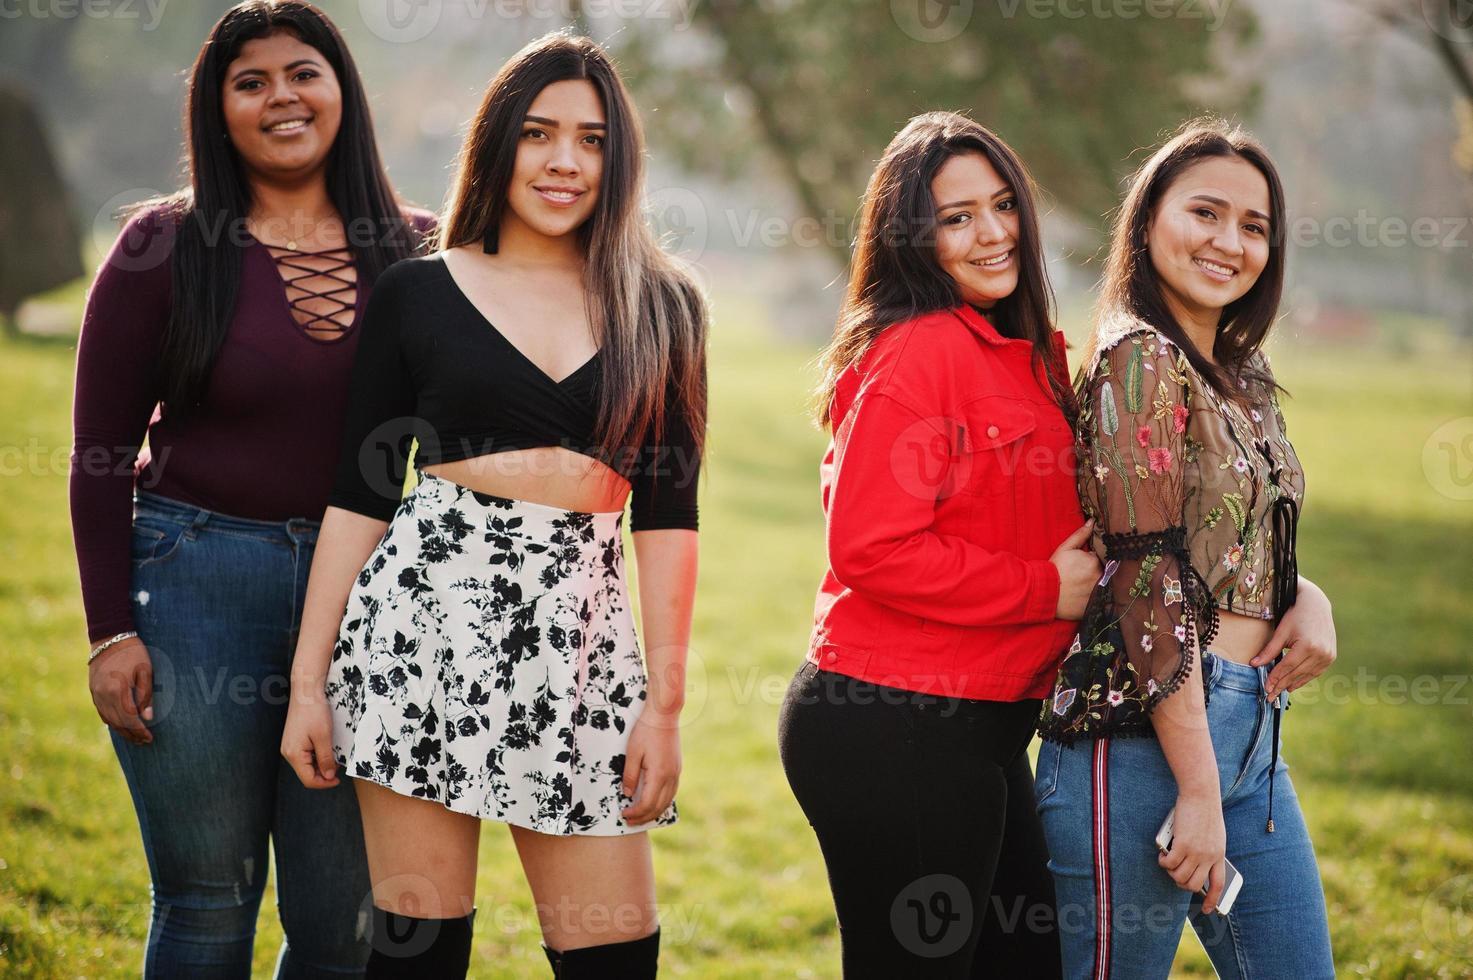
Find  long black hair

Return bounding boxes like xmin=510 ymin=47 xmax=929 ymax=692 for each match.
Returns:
xmin=136 ymin=0 xmax=424 ymax=419
xmin=1090 ymin=117 xmax=1287 ymax=401
xmin=814 ymin=111 xmax=1070 ymax=428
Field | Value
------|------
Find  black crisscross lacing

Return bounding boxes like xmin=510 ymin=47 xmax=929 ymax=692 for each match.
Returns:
xmin=264 ymin=243 xmax=358 ymax=339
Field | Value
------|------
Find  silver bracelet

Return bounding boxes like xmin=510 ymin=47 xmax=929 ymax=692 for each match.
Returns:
xmin=88 ymin=631 xmax=139 ymax=665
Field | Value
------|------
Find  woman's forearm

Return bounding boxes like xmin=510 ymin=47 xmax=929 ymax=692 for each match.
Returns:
xmin=291 ymin=507 xmax=389 ymax=690
xmin=1148 ymin=644 xmax=1219 ymax=800
xmin=630 ymin=529 xmax=698 ymax=717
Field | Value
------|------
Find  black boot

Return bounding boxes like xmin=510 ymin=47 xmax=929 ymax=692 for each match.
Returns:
xmin=541 ymin=925 xmax=660 ymax=978
xmin=366 ymin=905 xmax=476 ymax=979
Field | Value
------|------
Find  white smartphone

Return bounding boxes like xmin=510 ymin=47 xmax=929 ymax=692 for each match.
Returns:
xmin=1155 ymin=807 xmax=1244 ymax=916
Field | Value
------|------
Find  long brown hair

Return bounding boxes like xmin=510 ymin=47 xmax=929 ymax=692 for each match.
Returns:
xmin=1089 ymin=117 xmax=1287 ymax=400
xmin=813 ymin=111 xmax=1070 ymax=429
xmin=439 ymin=31 xmax=707 ymax=472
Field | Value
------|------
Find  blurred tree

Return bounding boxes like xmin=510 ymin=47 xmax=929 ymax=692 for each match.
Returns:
xmin=1360 ymin=0 xmax=1473 ymax=183
xmin=622 ymin=0 xmax=1259 ymax=264
xmin=1362 ymin=0 xmax=1472 ymax=101
xmin=0 ymin=84 xmax=82 ymax=337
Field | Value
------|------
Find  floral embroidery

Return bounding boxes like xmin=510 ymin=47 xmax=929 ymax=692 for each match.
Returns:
xmin=1223 ymin=544 xmax=1244 ymax=570
xmin=1173 ymin=404 xmax=1189 ymax=433
xmin=1037 ymin=310 xmax=1306 ymax=745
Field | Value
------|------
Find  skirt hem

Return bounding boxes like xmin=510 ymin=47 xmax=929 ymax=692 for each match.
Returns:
xmin=335 ymin=751 xmax=678 ymax=838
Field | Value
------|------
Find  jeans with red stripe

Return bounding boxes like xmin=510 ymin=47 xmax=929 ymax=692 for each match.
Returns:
xmin=778 ymin=661 xmax=1063 ymax=978
xmin=1034 ymin=652 xmax=1333 ymax=979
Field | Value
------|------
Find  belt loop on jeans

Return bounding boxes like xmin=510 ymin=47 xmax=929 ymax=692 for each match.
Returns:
xmin=186 ymin=507 xmax=211 ymax=538
xmin=285 ymin=516 xmax=319 ymax=545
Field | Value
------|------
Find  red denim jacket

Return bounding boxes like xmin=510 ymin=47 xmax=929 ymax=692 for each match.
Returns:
xmin=805 ymin=304 xmax=1085 ymax=700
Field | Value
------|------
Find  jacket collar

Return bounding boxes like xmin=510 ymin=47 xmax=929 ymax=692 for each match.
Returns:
xmin=952 ymin=302 xmax=1070 ymax=372
xmin=952 ymin=302 xmax=1011 ymax=346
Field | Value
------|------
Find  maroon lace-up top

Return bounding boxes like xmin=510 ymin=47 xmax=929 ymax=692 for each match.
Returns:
xmin=69 ymin=205 xmax=437 ymax=643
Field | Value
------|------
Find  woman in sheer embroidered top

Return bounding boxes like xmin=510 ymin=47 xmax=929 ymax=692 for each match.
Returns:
xmin=1032 ymin=120 xmax=1338 ymax=978
xmin=1038 ymin=309 xmax=1306 ymax=739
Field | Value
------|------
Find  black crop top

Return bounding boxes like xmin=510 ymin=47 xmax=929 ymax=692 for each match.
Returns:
xmin=327 ymin=254 xmax=700 ymax=531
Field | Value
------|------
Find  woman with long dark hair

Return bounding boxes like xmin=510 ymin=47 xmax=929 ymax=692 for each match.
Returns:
xmin=1034 ymin=119 xmax=1337 ymax=977
xmin=280 ymin=32 xmax=705 ymax=978
xmin=777 ymin=111 xmax=1096 ymax=977
xmin=70 ymin=2 xmax=433 ymax=975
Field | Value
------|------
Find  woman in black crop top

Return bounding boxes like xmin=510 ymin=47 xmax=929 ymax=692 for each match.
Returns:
xmin=281 ymin=32 xmax=707 ymax=979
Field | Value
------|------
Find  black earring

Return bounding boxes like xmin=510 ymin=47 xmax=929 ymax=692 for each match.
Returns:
xmin=482 ymin=227 xmax=496 ymax=254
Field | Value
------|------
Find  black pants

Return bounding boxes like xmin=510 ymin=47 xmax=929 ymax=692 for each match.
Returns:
xmin=778 ymin=662 xmax=1063 ymax=979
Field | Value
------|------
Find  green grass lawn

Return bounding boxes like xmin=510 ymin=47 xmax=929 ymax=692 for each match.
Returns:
xmin=1 ymin=296 xmax=1470 ymax=977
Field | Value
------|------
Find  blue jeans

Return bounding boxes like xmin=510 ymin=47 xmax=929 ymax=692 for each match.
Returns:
xmin=110 ymin=491 xmax=372 ymax=979
xmin=1034 ymin=652 xmax=1333 ymax=979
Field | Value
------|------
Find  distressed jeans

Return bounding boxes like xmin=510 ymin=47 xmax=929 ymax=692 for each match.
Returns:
xmin=109 ymin=491 xmax=373 ymax=979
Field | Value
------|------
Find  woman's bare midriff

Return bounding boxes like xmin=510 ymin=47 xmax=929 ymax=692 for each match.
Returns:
xmin=422 ymin=447 xmax=632 ymax=515
xmin=1207 ymin=608 xmax=1274 ymax=665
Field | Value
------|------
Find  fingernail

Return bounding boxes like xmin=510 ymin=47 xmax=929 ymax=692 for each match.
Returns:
xmin=143 ymin=707 xmax=154 ymax=720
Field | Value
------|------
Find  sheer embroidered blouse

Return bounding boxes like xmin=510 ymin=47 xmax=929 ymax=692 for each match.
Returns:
xmin=1037 ymin=310 xmax=1305 ymax=743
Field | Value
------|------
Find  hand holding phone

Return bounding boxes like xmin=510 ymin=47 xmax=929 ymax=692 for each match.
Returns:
xmin=1155 ymin=807 xmax=1244 ymax=916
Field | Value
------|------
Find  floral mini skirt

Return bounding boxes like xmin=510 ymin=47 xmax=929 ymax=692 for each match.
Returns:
xmin=326 ymin=470 xmax=677 ymax=836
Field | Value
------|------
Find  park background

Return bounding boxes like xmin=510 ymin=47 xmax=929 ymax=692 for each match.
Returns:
xmin=1 ymin=0 xmax=1470 ymax=975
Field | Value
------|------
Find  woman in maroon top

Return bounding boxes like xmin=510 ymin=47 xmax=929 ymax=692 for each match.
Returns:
xmin=69 ymin=3 xmax=431 ymax=975
xmin=777 ymin=112 xmax=1099 ymax=977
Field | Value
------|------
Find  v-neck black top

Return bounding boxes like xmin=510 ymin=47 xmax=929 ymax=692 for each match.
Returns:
xmin=327 ymin=254 xmax=700 ymax=531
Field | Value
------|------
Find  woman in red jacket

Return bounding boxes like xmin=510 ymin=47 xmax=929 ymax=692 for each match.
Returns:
xmin=777 ymin=112 xmax=1099 ymax=978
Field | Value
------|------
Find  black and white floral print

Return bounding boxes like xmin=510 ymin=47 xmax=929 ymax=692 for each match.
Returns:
xmin=326 ymin=471 xmax=676 ymax=836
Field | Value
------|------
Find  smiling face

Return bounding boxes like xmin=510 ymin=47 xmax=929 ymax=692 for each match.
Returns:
xmin=221 ymin=30 xmax=342 ymax=183
xmin=500 ymin=78 xmax=606 ymax=244
xmin=1147 ymin=155 xmax=1272 ymax=330
xmin=931 ymin=151 xmax=1021 ymax=309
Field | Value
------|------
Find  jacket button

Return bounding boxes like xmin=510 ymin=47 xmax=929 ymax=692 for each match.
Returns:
xmin=825 ymin=651 xmax=837 ymax=664
xmin=986 ymin=425 xmax=1000 ymax=439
